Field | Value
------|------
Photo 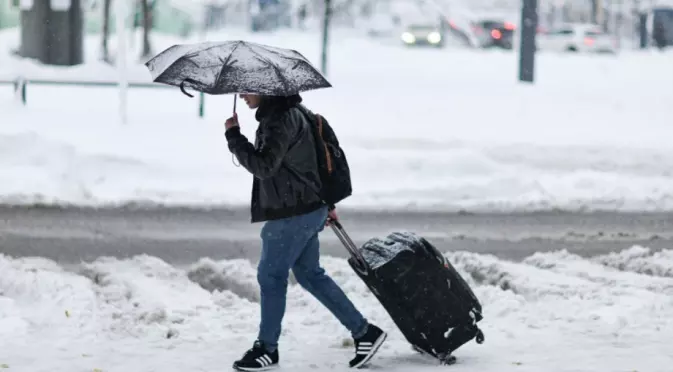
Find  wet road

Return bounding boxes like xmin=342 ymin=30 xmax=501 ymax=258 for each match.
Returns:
xmin=1 ymin=206 xmax=671 ymax=265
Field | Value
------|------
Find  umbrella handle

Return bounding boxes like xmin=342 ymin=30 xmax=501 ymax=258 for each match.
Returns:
xmin=179 ymin=79 xmax=199 ymax=98
xmin=233 ymin=95 xmax=237 ymax=114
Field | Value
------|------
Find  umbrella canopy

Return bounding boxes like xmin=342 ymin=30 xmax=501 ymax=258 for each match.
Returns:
xmin=145 ymin=40 xmax=332 ymax=97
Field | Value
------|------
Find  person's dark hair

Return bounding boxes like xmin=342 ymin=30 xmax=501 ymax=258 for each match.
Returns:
xmin=261 ymin=94 xmax=302 ymax=108
xmin=255 ymin=94 xmax=303 ymax=120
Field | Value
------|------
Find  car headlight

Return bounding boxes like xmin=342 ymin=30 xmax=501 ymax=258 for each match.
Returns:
xmin=401 ymin=32 xmax=416 ymax=44
xmin=427 ymin=32 xmax=442 ymax=44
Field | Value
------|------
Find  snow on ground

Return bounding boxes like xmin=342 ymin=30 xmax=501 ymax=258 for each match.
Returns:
xmin=1 ymin=28 xmax=673 ymax=211
xmin=594 ymin=246 xmax=673 ymax=278
xmin=1 ymin=246 xmax=672 ymax=372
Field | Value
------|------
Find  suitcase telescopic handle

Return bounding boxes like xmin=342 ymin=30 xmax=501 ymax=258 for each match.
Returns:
xmin=329 ymin=219 xmax=369 ymax=273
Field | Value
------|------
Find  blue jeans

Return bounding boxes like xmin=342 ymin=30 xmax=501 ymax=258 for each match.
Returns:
xmin=256 ymin=206 xmax=369 ymax=352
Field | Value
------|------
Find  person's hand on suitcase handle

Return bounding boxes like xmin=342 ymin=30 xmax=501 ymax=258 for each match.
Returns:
xmin=326 ymin=208 xmax=339 ymax=227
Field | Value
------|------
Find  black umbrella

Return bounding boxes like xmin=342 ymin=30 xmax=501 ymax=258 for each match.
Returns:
xmin=145 ymin=40 xmax=332 ymax=109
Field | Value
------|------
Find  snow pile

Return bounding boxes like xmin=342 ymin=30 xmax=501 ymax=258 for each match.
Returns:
xmin=1 ymin=246 xmax=673 ymax=372
xmin=593 ymin=246 xmax=673 ymax=278
xmin=0 ymin=131 xmax=171 ymax=205
xmin=186 ymin=257 xmax=261 ymax=302
xmin=0 ymin=257 xmax=99 ymax=341
xmin=76 ymin=255 xmax=222 ymax=339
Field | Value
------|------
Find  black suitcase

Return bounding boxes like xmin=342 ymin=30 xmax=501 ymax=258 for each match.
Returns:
xmin=331 ymin=221 xmax=485 ymax=365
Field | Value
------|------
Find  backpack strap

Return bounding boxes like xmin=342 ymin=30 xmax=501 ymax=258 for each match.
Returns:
xmin=316 ymin=114 xmax=334 ymax=174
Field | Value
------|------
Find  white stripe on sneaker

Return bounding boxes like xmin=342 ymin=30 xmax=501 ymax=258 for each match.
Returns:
xmin=353 ymin=332 xmax=387 ymax=369
xmin=261 ymin=355 xmax=272 ymax=365
xmin=256 ymin=357 xmax=267 ymax=367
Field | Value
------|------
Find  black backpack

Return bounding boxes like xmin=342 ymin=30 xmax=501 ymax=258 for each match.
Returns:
xmin=293 ymin=105 xmax=353 ymax=207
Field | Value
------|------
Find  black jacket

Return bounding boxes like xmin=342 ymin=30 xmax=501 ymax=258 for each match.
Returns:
xmin=225 ymin=95 xmax=324 ymax=223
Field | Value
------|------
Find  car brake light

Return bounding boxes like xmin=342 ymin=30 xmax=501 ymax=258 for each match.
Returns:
xmin=504 ymin=22 xmax=516 ymax=30
xmin=583 ymin=37 xmax=594 ymax=46
xmin=491 ymin=29 xmax=502 ymax=39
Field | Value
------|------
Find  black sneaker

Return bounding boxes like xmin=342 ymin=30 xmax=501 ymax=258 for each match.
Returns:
xmin=349 ymin=324 xmax=387 ymax=368
xmin=232 ymin=340 xmax=279 ymax=371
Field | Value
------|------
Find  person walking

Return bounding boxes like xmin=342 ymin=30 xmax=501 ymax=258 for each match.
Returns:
xmin=224 ymin=93 xmax=387 ymax=371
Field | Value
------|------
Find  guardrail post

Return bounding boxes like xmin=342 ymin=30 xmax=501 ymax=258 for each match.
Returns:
xmin=199 ymin=92 xmax=205 ymax=118
xmin=21 ymin=80 xmax=26 ymax=104
xmin=13 ymin=78 xmax=27 ymax=105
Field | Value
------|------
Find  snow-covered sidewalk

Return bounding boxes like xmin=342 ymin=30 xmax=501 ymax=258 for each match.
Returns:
xmin=1 ymin=246 xmax=672 ymax=372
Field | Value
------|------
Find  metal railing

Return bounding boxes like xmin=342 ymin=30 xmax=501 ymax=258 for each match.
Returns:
xmin=0 ymin=78 xmax=205 ymax=118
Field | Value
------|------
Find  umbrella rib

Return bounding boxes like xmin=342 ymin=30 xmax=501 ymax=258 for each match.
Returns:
xmin=247 ymin=46 xmax=292 ymax=95
xmin=179 ymin=42 xmax=239 ymax=73
xmin=214 ymin=41 xmax=243 ymax=92
xmin=184 ymin=43 xmax=230 ymax=58
xmin=152 ymin=55 xmax=200 ymax=87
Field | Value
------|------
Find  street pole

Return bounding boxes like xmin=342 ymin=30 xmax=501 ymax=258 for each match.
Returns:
xmin=596 ymin=0 xmax=604 ymax=25
xmin=615 ymin=0 xmax=623 ymax=51
xmin=321 ymin=0 xmax=331 ymax=76
xmin=116 ymin=0 xmax=129 ymax=125
xmin=639 ymin=10 xmax=648 ymax=49
xmin=518 ymin=0 xmax=538 ymax=83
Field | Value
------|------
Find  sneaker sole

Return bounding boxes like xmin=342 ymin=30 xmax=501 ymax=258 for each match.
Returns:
xmin=352 ymin=331 xmax=388 ymax=369
xmin=232 ymin=364 xmax=279 ymax=372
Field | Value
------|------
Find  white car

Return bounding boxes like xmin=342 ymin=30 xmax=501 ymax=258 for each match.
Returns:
xmin=537 ymin=24 xmax=616 ymax=54
xmin=400 ymin=24 xmax=445 ymax=47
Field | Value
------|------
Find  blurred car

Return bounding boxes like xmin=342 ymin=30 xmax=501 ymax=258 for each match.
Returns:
xmin=537 ymin=24 xmax=616 ymax=53
xmin=400 ymin=24 xmax=445 ymax=47
xmin=472 ymin=19 xmax=516 ymax=49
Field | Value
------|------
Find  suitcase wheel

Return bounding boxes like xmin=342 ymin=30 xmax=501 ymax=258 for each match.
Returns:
xmin=438 ymin=353 xmax=457 ymax=366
